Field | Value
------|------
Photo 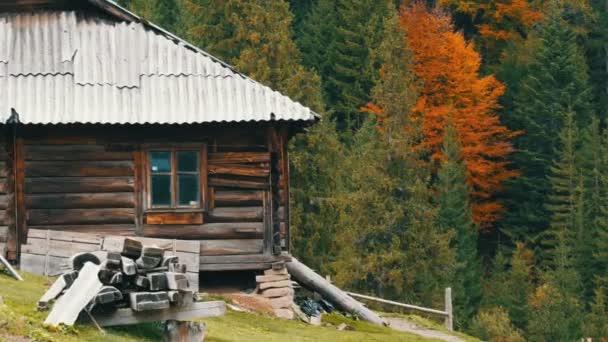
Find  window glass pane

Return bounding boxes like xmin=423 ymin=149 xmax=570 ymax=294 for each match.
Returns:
xmin=151 ymin=174 xmax=171 ymax=206
xmin=150 ymin=151 xmax=171 ymax=173
xmin=177 ymin=151 xmax=198 ymax=172
xmin=178 ymin=174 xmax=199 ymax=206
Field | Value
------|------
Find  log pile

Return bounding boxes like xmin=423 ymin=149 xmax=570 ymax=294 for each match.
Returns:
xmin=39 ymin=238 xmax=196 ymax=326
xmin=256 ymin=263 xmax=294 ymax=319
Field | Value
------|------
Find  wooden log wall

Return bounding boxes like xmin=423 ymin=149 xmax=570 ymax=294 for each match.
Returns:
xmin=0 ymin=123 xmax=293 ymax=268
xmin=23 ymin=143 xmax=137 ymax=236
xmin=0 ymin=134 xmax=9 ymax=258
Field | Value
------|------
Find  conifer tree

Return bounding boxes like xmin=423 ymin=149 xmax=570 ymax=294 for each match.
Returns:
xmin=527 ymin=111 xmax=584 ymax=340
xmin=436 ymin=122 xmax=481 ymax=328
xmin=583 ymin=286 xmax=608 ymax=339
xmin=125 ymin=0 xmax=180 ymax=33
xmin=298 ymin=0 xmax=390 ymax=131
xmin=180 ymin=0 xmax=324 ymax=112
xmin=501 ymin=4 xmax=594 ymax=247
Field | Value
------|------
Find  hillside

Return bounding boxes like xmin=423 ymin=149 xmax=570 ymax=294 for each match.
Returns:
xmin=0 ymin=272 xmax=477 ymax=342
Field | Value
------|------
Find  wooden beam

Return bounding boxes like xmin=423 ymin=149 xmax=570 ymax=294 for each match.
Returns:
xmin=28 ymin=208 xmax=135 ymax=225
xmin=26 ymin=161 xmax=134 ymax=177
xmin=214 ymin=190 xmax=263 ymax=206
xmin=208 ymin=152 xmax=270 ymax=164
xmin=26 ymin=193 xmax=134 ymax=209
xmin=24 ymin=145 xmax=133 ymax=161
xmin=200 ymin=239 xmax=264 ymax=256
xmin=90 ymin=301 xmax=226 ymax=327
xmin=206 ymin=207 xmax=263 ymax=222
xmin=208 ymin=164 xmax=269 ymax=178
xmin=26 ymin=177 xmax=134 ymax=194
xmin=145 ymin=212 xmax=203 ymax=225
xmin=143 ymin=222 xmax=263 ymax=240
xmin=208 ymin=176 xmax=268 ymax=190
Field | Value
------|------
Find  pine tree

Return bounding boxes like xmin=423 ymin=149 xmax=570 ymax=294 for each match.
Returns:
xmin=435 ymin=122 xmax=481 ymax=328
xmin=501 ymin=4 xmax=595 ymax=248
xmin=583 ymin=286 xmax=608 ymax=339
xmin=298 ymin=0 xmax=390 ymax=131
xmin=526 ymin=110 xmax=584 ymax=341
xmin=180 ymin=0 xmax=324 ymax=112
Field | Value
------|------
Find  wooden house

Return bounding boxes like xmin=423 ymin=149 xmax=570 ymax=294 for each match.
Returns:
xmin=0 ymin=0 xmax=318 ymax=272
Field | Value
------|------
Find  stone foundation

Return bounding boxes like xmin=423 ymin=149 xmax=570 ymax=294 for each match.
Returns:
xmin=256 ymin=263 xmax=294 ymax=319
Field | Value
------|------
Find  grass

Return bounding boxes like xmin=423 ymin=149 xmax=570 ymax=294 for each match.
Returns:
xmin=0 ymin=271 xmax=447 ymax=342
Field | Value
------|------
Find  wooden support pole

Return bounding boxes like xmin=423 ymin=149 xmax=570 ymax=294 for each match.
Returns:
xmin=445 ymin=287 xmax=453 ymax=331
xmin=287 ymin=258 xmax=386 ymax=326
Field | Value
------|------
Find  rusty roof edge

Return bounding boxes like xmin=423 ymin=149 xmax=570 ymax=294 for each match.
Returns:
xmin=84 ymin=0 xmax=321 ymax=120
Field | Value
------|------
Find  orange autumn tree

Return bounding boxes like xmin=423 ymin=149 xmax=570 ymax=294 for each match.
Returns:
xmin=438 ymin=0 xmax=542 ymax=63
xmin=400 ymin=3 xmax=519 ymax=229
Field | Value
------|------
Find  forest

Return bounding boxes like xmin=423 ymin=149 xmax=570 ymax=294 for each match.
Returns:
xmin=118 ymin=0 xmax=608 ymax=340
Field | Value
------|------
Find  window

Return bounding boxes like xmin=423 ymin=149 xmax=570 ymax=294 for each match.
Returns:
xmin=147 ymin=147 xmax=205 ymax=209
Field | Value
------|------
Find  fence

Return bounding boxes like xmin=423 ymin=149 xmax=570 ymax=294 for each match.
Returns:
xmin=345 ymin=288 xmax=453 ymax=331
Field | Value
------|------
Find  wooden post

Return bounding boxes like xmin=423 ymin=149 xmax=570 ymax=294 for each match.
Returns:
xmin=444 ymin=287 xmax=453 ymax=331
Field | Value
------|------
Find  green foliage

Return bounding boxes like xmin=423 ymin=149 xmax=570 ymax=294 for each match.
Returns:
xmin=482 ymin=243 xmax=534 ymax=330
xmin=298 ymin=0 xmax=391 ymax=130
xmin=501 ymin=4 xmax=595 ymax=251
xmin=469 ymin=307 xmax=524 ymax=342
xmin=436 ymin=122 xmax=481 ymax=328
xmin=125 ymin=0 xmax=181 ymax=33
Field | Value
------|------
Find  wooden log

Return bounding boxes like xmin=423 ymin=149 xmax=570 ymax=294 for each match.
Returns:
xmin=26 ymin=177 xmax=134 ymax=193
xmin=26 ymin=161 xmax=134 ymax=177
xmin=27 ymin=224 xmax=136 ymax=236
xmin=200 ymin=254 xmax=290 ymax=265
xmin=24 ymin=145 xmax=133 ymax=161
xmin=0 ymin=162 xmax=8 ymax=178
xmin=143 ymin=222 xmax=263 ymax=240
xmin=0 ymin=179 xmax=7 ymax=194
xmin=0 ymin=194 xmax=7 ymax=209
xmin=0 ymin=226 xmax=7 ymax=242
xmin=286 ymin=257 xmax=386 ymax=326
xmin=208 ymin=152 xmax=270 ymax=164
xmin=91 ymin=301 xmax=225 ymax=327
xmin=207 ymin=207 xmax=263 ymax=223
xmin=214 ymin=190 xmax=263 ymax=206
xmin=28 ymin=208 xmax=135 ymax=225
xmin=26 ymin=193 xmax=134 ymax=209
xmin=200 ymin=239 xmax=263 ymax=256
xmin=208 ymin=176 xmax=268 ymax=190
xmin=208 ymin=164 xmax=269 ymax=178
xmin=145 ymin=212 xmax=203 ymax=225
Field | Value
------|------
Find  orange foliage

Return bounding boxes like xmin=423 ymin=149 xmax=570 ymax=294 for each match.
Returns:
xmin=400 ymin=3 xmax=520 ymax=229
xmin=439 ymin=0 xmax=542 ymax=57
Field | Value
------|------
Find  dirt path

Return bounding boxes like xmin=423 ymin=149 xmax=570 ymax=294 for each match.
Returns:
xmin=384 ymin=317 xmax=466 ymax=342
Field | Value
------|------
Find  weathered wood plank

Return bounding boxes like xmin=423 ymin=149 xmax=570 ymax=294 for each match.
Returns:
xmin=0 ymin=162 xmax=8 ymax=178
xmin=199 ymin=262 xmax=272 ymax=271
xmin=28 ymin=208 xmax=135 ymax=225
xmin=91 ymin=301 xmax=225 ymax=327
xmin=207 ymin=207 xmax=263 ymax=223
xmin=26 ymin=193 xmax=134 ymax=209
xmin=0 ymin=226 xmax=7 ymax=242
xmin=19 ymin=253 xmax=68 ymax=276
xmin=28 ymin=225 xmax=136 ymax=236
xmin=27 ymin=229 xmax=103 ymax=244
xmin=145 ymin=212 xmax=203 ymax=225
xmin=21 ymin=238 xmax=100 ymax=258
xmin=200 ymin=239 xmax=264 ymax=256
xmin=214 ymin=190 xmax=263 ymax=207
xmin=143 ymin=222 xmax=263 ymax=240
xmin=0 ymin=194 xmax=8 ymax=209
xmin=208 ymin=176 xmax=268 ymax=190
xmin=0 ymin=179 xmax=7 ymax=194
xmin=200 ymin=254 xmax=291 ymax=265
xmin=208 ymin=164 xmax=269 ymax=178
xmin=24 ymin=145 xmax=133 ymax=161
xmin=105 ymin=236 xmax=200 ymax=254
xmin=26 ymin=161 xmax=134 ymax=177
xmin=26 ymin=177 xmax=134 ymax=193
xmin=208 ymin=152 xmax=270 ymax=164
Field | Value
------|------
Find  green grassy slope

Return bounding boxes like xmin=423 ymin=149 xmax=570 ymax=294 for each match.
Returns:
xmin=0 ymin=272 xmax=463 ymax=342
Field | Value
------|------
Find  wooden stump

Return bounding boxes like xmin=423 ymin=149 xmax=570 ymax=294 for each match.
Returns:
xmin=164 ymin=320 xmax=207 ymax=342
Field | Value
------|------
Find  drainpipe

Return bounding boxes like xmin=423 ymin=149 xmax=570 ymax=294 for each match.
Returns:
xmin=7 ymin=108 xmax=19 ymax=259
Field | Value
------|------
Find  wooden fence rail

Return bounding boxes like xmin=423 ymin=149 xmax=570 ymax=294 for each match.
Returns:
xmin=346 ymin=288 xmax=453 ymax=331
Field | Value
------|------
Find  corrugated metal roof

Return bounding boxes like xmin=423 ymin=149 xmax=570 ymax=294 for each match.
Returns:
xmin=0 ymin=9 xmax=318 ymax=124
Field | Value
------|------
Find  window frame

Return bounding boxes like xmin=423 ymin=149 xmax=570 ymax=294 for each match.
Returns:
xmin=143 ymin=143 xmax=207 ymax=212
